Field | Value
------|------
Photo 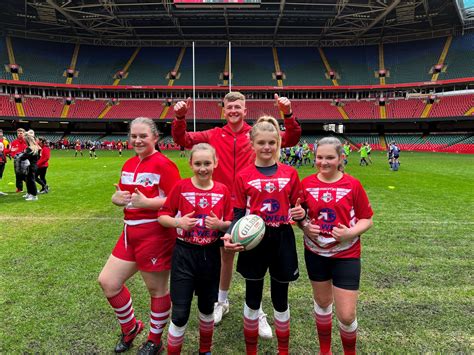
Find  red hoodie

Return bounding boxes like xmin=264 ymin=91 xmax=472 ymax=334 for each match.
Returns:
xmin=172 ymin=116 xmax=301 ymax=191
xmin=37 ymin=145 xmax=51 ymax=168
xmin=9 ymin=137 xmax=27 ymax=157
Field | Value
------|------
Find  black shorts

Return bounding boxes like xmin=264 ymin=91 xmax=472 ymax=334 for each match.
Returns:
xmin=170 ymin=239 xmax=221 ymax=311
xmin=237 ymin=224 xmax=299 ymax=283
xmin=304 ymin=249 xmax=360 ymax=291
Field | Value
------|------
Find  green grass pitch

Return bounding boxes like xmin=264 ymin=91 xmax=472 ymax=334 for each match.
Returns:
xmin=0 ymin=149 xmax=472 ymax=353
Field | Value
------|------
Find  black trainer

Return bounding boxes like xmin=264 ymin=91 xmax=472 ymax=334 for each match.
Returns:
xmin=137 ymin=340 xmax=163 ymax=355
xmin=114 ymin=320 xmax=144 ymax=353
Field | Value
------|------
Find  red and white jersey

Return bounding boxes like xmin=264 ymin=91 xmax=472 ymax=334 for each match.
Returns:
xmin=118 ymin=151 xmax=181 ymax=221
xmin=75 ymin=143 xmax=81 ymax=151
xmin=301 ymin=173 xmax=373 ymax=258
xmin=117 ymin=141 xmax=123 ymax=149
xmin=159 ymin=178 xmax=233 ymax=246
xmin=234 ymin=164 xmax=303 ymax=227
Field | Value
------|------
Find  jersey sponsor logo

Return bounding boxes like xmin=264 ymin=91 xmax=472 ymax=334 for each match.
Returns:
xmin=121 ymin=172 xmax=161 ymax=187
xmin=318 ymin=208 xmax=337 ymax=223
xmin=260 ymin=198 xmax=280 ymax=214
xmin=151 ymin=257 xmax=157 ymax=265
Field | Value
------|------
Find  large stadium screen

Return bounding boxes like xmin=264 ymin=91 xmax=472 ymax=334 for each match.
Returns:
xmin=174 ymin=0 xmax=261 ymax=8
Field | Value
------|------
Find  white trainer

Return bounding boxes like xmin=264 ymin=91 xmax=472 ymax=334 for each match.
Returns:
xmin=258 ymin=310 xmax=273 ymax=339
xmin=213 ymin=299 xmax=230 ymax=325
xmin=25 ymin=195 xmax=38 ymax=201
xmin=23 ymin=193 xmax=30 ymax=198
xmin=0 ymin=191 xmax=7 ymax=196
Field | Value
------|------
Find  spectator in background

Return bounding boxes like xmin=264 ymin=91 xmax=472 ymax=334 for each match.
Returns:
xmin=0 ymin=129 xmax=10 ymax=155
xmin=10 ymin=128 xmax=27 ymax=193
xmin=36 ymin=137 xmax=50 ymax=194
xmin=20 ymin=133 xmax=41 ymax=201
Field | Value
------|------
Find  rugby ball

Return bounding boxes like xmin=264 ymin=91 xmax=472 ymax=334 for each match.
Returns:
xmin=231 ymin=214 xmax=266 ymax=251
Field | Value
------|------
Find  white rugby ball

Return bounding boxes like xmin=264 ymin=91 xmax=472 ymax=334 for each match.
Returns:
xmin=231 ymin=214 xmax=266 ymax=251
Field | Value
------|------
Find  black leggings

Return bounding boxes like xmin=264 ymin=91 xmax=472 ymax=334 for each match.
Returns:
xmin=25 ymin=167 xmax=37 ymax=196
xmin=35 ymin=167 xmax=48 ymax=189
xmin=245 ymin=278 xmax=289 ymax=313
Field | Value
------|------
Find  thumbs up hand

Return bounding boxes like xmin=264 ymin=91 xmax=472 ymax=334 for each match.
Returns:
xmin=178 ymin=211 xmax=198 ymax=231
xmin=131 ymin=187 xmax=148 ymax=208
xmin=205 ymin=211 xmax=222 ymax=230
xmin=174 ymin=97 xmax=192 ymax=118
xmin=112 ymin=183 xmax=131 ymax=206
xmin=332 ymin=223 xmax=354 ymax=242
xmin=304 ymin=218 xmax=321 ymax=242
xmin=274 ymin=93 xmax=292 ymax=116
xmin=290 ymin=198 xmax=305 ymax=221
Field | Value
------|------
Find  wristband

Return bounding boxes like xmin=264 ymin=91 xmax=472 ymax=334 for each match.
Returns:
xmin=283 ymin=112 xmax=293 ymax=118
xmin=174 ymin=218 xmax=180 ymax=228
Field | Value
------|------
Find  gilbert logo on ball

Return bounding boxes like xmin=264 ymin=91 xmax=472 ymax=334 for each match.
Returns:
xmin=231 ymin=214 xmax=266 ymax=251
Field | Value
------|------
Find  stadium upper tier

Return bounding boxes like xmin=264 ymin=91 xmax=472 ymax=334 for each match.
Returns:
xmin=2 ymin=95 xmax=473 ymax=119
xmin=2 ymin=34 xmax=474 ymax=86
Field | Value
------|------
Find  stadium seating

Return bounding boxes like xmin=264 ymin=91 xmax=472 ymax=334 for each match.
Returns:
xmin=0 ymin=39 xmax=11 ymax=80
xmin=66 ymin=134 xmax=102 ymax=143
xmin=105 ymin=100 xmax=163 ymax=119
xmin=342 ymin=100 xmax=378 ymax=119
xmin=163 ymin=100 xmax=223 ymax=120
xmin=323 ymin=45 xmax=379 ymax=85
xmin=383 ymin=38 xmax=444 ymax=83
xmin=178 ymin=47 xmax=227 ymax=86
xmin=428 ymin=94 xmax=474 ymax=117
xmin=291 ymin=100 xmax=342 ymax=120
xmin=386 ymin=98 xmax=426 ymax=119
xmin=0 ymin=95 xmax=18 ymax=116
xmin=277 ymin=47 xmax=328 ymax=86
xmin=443 ymin=33 xmax=474 ymax=80
xmin=120 ymin=47 xmax=182 ymax=86
xmin=74 ymin=44 xmax=136 ymax=84
xmin=22 ymin=96 xmax=63 ymax=117
xmin=11 ymin=38 xmax=73 ymax=83
xmin=230 ymin=47 xmax=275 ymax=86
xmin=67 ymin=99 xmax=107 ymax=119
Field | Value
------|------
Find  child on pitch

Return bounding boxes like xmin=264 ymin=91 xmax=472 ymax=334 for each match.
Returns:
xmin=98 ymin=117 xmax=181 ymax=355
xmin=298 ymin=137 xmax=373 ymax=355
xmin=223 ymin=116 xmax=305 ymax=355
xmin=358 ymin=144 xmax=368 ymax=166
xmin=158 ymin=143 xmax=233 ymax=354
xmin=74 ymin=140 xmax=83 ymax=157
xmin=343 ymin=141 xmax=351 ymax=166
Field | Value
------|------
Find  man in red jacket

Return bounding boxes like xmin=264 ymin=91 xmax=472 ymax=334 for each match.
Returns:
xmin=172 ymin=91 xmax=301 ymax=339
xmin=10 ymin=128 xmax=28 ymax=193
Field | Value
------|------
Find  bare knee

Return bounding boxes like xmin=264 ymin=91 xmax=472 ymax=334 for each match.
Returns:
xmin=98 ymin=272 xmax=123 ymax=298
xmin=336 ymin=310 xmax=356 ymax=326
xmin=314 ymin=296 xmax=333 ymax=309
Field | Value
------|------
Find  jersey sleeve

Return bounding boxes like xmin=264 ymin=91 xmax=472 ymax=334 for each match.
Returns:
xmin=280 ymin=115 xmax=302 ymax=148
xmin=171 ymin=119 xmax=212 ymax=148
xmin=159 ymin=159 xmax=182 ymax=196
xmin=158 ymin=183 xmax=180 ymax=217
xmin=289 ymin=169 xmax=304 ymax=206
xmin=353 ymin=180 xmax=373 ymax=219
xmin=232 ymin=174 xmax=247 ymax=209
xmin=222 ymin=187 xmax=234 ymax=222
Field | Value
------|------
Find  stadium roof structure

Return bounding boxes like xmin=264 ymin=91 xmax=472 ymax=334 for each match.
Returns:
xmin=0 ymin=0 xmax=465 ymax=47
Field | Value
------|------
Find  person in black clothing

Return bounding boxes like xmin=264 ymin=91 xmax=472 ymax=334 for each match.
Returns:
xmin=20 ymin=134 xmax=41 ymax=201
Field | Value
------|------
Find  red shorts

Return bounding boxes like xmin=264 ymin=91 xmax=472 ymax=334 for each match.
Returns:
xmin=112 ymin=221 xmax=176 ymax=272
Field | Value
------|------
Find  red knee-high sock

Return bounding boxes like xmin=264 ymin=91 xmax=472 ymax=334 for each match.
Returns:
xmin=199 ymin=312 xmax=214 ymax=353
xmin=314 ymin=302 xmax=333 ymax=355
xmin=339 ymin=319 xmax=357 ymax=355
xmin=107 ymin=286 xmax=136 ymax=336
xmin=147 ymin=293 xmax=171 ymax=345
xmin=274 ymin=309 xmax=290 ymax=355
xmin=167 ymin=321 xmax=186 ymax=355
xmin=243 ymin=304 xmax=259 ymax=355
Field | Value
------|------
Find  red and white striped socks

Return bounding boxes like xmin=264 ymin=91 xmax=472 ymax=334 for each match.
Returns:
xmin=314 ymin=301 xmax=333 ymax=355
xmin=167 ymin=321 xmax=186 ymax=354
xmin=338 ymin=318 xmax=357 ymax=355
xmin=243 ymin=304 xmax=259 ymax=355
xmin=199 ymin=312 xmax=214 ymax=353
xmin=147 ymin=293 xmax=171 ymax=345
xmin=107 ymin=286 xmax=137 ymax=337
xmin=274 ymin=308 xmax=290 ymax=355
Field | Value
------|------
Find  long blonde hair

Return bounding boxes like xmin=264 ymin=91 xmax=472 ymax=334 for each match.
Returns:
xmin=24 ymin=133 xmax=40 ymax=155
xmin=250 ymin=115 xmax=281 ymax=161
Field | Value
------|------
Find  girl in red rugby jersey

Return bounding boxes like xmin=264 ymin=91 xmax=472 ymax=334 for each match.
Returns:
xmin=98 ymin=117 xmax=181 ymax=355
xmin=158 ymin=143 xmax=233 ymax=355
xmin=223 ymin=116 xmax=305 ymax=355
xmin=298 ymin=137 xmax=373 ymax=355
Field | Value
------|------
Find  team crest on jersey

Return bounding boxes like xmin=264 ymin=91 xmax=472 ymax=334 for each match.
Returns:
xmin=321 ymin=192 xmax=333 ymax=203
xmin=260 ymin=198 xmax=280 ymax=214
xmin=318 ymin=208 xmax=337 ymax=222
xmin=264 ymin=182 xmax=276 ymax=193
xmin=248 ymin=178 xmax=290 ymax=193
xmin=198 ymin=197 xmax=209 ymax=209
xmin=151 ymin=257 xmax=157 ymax=265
